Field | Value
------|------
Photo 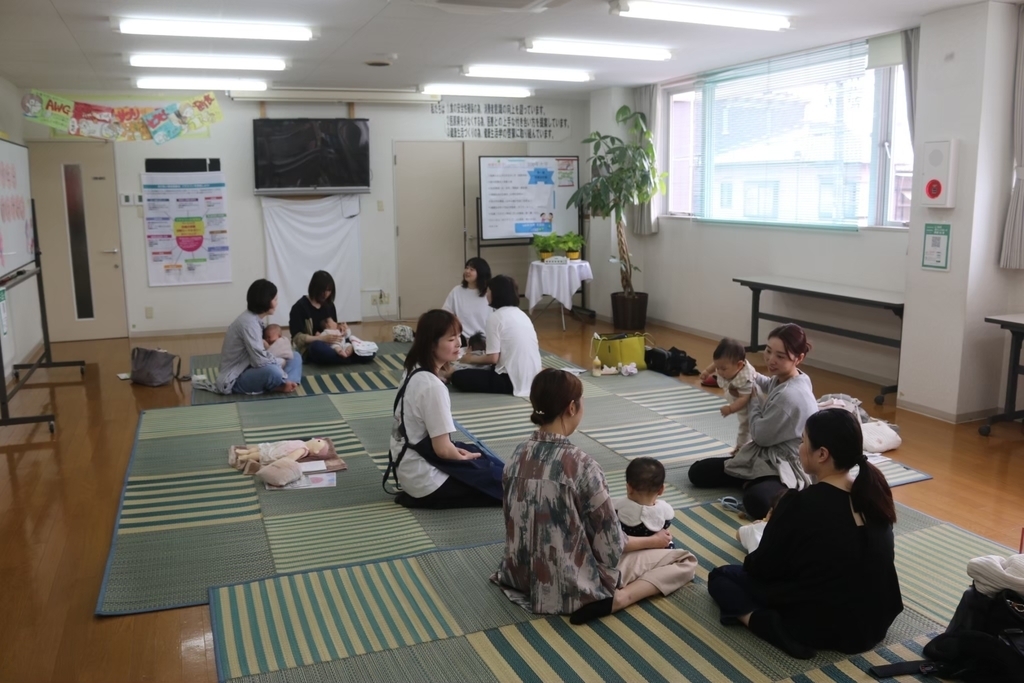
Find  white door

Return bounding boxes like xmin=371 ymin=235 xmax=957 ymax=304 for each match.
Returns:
xmin=28 ymin=142 xmax=127 ymax=341
xmin=394 ymin=141 xmax=466 ymax=321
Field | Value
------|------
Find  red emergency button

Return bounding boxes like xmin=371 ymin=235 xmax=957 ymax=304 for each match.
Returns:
xmin=925 ymin=179 xmax=943 ymax=199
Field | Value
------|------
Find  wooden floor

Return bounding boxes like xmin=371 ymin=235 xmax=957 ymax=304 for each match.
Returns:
xmin=2 ymin=313 xmax=1022 ymax=682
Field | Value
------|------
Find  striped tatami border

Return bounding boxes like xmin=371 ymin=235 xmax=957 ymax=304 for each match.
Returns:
xmin=119 ymin=469 xmax=260 ymax=535
xmin=210 ymin=556 xmax=464 ymax=680
xmin=620 ymin=385 xmax=727 ymax=419
xmin=584 ymin=419 xmax=734 ymax=468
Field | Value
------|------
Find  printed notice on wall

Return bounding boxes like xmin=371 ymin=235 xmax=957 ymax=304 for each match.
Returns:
xmin=922 ymin=223 xmax=951 ymax=271
xmin=141 ymin=172 xmax=232 ymax=287
xmin=480 ymin=157 xmax=579 ymax=241
xmin=431 ymin=102 xmax=570 ymax=141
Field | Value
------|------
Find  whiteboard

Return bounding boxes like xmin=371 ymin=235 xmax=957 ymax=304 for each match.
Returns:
xmin=0 ymin=139 xmax=35 ymax=279
xmin=479 ymin=156 xmax=579 ymax=241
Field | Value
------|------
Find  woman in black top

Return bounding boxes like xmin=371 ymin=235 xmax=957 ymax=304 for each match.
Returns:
xmin=707 ymin=408 xmax=903 ymax=659
xmin=288 ymin=271 xmax=373 ymax=366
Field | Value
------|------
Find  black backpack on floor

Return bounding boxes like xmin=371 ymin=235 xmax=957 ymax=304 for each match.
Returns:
xmin=870 ymin=586 xmax=1024 ymax=682
xmin=646 ymin=347 xmax=700 ymax=377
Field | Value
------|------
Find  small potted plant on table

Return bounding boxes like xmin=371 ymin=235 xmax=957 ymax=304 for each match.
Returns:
xmin=532 ymin=234 xmax=558 ymax=261
xmin=559 ymin=233 xmax=585 ymax=260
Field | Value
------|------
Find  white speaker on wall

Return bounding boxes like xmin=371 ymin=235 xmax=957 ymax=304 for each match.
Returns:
xmin=920 ymin=140 xmax=958 ymax=209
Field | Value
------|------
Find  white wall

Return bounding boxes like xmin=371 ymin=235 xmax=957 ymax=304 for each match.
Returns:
xmin=24 ymin=94 xmax=588 ymax=335
xmin=638 ymin=220 xmax=907 ymax=384
xmin=0 ymin=75 xmax=44 ymax=377
xmin=897 ymin=1 xmax=1023 ymax=421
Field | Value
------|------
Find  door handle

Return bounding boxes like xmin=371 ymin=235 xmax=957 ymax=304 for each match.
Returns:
xmin=101 ymin=248 xmax=120 ymax=254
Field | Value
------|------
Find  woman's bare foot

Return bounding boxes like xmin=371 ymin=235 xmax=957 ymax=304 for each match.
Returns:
xmin=273 ymin=381 xmax=298 ymax=394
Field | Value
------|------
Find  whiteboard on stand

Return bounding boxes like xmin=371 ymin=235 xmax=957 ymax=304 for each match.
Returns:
xmin=479 ymin=156 xmax=580 ymax=242
xmin=0 ymin=139 xmax=35 ymax=279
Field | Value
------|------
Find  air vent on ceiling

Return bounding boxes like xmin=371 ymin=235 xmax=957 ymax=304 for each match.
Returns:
xmin=412 ymin=0 xmax=572 ymax=14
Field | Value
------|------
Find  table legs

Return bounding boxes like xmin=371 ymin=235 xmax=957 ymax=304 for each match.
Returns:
xmin=746 ymin=288 xmax=764 ymax=353
xmin=979 ymin=330 xmax=1024 ymax=435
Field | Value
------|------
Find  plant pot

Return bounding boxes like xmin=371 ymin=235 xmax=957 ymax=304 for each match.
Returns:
xmin=611 ymin=292 xmax=648 ymax=331
xmin=566 ymin=251 xmax=581 ymax=260
xmin=538 ymin=251 xmax=553 ymax=261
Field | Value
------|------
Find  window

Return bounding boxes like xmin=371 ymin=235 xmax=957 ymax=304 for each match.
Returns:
xmin=667 ymin=41 xmax=913 ymax=228
xmin=744 ymin=181 xmax=779 ymax=219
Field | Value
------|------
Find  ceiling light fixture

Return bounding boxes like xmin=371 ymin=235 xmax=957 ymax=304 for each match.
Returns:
xmin=130 ymin=55 xmax=286 ymax=71
xmin=610 ymin=1 xmax=790 ymax=31
xmin=422 ymin=83 xmax=532 ymax=98
xmin=523 ymin=38 xmax=671 ymax=61
xmin=119 ymin=18 xmax=313 ymax=41
xmin=136 ymin=77 xmax=268 ymax=91
xmin=464 ymin=64 xmax=591 ymax=82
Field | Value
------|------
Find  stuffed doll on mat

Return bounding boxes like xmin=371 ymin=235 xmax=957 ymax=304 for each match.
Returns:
xmin=229 ymin=437 xmax=345 ymax=487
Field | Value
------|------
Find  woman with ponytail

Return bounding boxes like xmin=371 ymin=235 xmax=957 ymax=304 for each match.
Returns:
xmin=707 ymin=408 xmax=903 ymax=659
xmin=492 ymin=369 xmax=698 ymax=624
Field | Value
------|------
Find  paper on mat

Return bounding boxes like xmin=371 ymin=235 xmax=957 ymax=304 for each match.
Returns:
xmin=299 ymin=461 xmax=327 ymax=473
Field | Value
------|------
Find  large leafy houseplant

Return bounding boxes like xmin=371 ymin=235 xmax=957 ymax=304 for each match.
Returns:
xmin=567 ymin=105 xmax=665 ymax=297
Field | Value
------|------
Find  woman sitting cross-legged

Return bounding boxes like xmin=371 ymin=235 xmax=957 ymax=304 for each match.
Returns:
xmin=491 ymin=368 xmax=698 ymax=624
xmin=289 ymin=270 xmax=374 ymax=366
xmin=450 ymin=275 xmax=541 ymax=398
xmin=385 ymin=309 xmax=504 ymax=510
xmin=707 ymin=408 xmax=904 ymax=659
xmin=688 ymin=324 xmax=819 ymax=520
xmin=215 ymin=279 xmax=302 ymax=395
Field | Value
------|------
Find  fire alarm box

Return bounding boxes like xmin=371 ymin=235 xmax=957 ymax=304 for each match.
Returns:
xmin=920 ymin=140 xmax=958 ymax=209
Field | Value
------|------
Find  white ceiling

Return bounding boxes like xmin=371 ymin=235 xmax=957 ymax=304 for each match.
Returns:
xmin=0 ymin=0 xmax=981 ymax=98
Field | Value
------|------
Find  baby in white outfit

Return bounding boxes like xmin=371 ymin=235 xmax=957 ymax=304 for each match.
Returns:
xmin=613 ymin=457 xmax=675 ymax=549
xmin=263 ymin=324 xmax=293 ymax=376
xmin=700 ymin=338 xmax=756 ymax=451
xmin=320 ymin=319 xmax=354 ymax=358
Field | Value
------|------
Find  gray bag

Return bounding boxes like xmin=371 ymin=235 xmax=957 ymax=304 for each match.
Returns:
xmin=130 ymin=347 xmax=186 ymax=386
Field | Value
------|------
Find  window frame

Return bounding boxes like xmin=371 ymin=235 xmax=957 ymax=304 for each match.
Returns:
xmin=661 ymin=42 xmax=912 ymax=230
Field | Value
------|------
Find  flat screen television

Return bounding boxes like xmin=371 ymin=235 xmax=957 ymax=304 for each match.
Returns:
xmin=253 ymin=118 xmax=370 ymax=195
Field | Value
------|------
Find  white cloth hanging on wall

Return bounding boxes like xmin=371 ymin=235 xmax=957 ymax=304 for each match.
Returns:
xmin=262 ymin=195 xmax=361 ymax=329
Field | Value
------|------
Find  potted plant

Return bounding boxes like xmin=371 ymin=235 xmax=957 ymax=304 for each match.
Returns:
xmin=558 ymin=233 xmax=585 ymax=260
xmin=532 ymin=233 xmax=558 ymax=261
xmin=567 ymin=105 xmax=665 ymax=330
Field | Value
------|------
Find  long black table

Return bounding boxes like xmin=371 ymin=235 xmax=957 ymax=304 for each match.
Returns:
xmin=734 ymin=275 xmax=905 ymax=405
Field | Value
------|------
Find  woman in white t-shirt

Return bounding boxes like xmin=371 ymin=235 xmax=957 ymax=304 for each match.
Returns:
xmin=442 ymin=258 xmax=492 ymax=347
xmin=451 ymin=275 xmax=542 ymax=398
xmin=387 ymin=309 xmax=504 ymax=509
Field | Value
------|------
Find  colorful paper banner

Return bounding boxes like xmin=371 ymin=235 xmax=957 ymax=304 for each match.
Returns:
xmin=23 ymin=90 xmax=223 ymax=143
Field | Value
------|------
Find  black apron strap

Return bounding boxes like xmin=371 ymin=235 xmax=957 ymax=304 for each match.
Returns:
xmin=382 ymin=367 xmax=430 ymax=495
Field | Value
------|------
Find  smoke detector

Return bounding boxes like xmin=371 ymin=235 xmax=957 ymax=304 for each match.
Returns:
xmin=412 ymin=0 xmax=572 ymax=14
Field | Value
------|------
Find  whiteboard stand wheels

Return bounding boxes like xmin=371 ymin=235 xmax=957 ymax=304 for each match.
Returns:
xmin=48 ymin=421 xmax=55 ymax=434
xmin=978 ymin=424 xmax=992 ymax=437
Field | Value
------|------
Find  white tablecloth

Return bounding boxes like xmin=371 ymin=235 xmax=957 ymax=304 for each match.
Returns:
xmin=525 ymin=260 xmax=594 ymax=312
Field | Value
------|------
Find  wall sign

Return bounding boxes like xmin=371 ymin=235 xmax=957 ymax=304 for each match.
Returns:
xmin=431 ymin=102 xmax=570 ymax=141
xmin=922 ymin=223 xmax=951 ymax=271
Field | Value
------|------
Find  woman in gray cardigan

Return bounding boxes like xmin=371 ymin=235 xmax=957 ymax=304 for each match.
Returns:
xmin=215 ymin=279 xmax=302 ymax=395
xmin=688 ymin=324 xmax=818 ymax=520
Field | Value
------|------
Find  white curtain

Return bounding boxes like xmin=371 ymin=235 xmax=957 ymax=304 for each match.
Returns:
xmin=630 ymin=84 xmax=661 ymax=236
xmin=902 ymin=28 xmax=920 ymax=144
xmin=1001 ymin=7 xmax=1024 ymax=269
xmin=262 ymin=195 xmax=362 ymax=326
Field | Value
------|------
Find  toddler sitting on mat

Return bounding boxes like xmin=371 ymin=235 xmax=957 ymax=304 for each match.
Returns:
xmin=613 ymin=457 xmax=675 ymax=549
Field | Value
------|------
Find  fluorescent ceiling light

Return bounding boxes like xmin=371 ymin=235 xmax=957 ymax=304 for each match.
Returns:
xmin=524 ymin=39 xmax=671 ymax=61
xmin=130 ymin=55 xmax=286 ymax=71
xmin=229 ymin=89 xmax=440 ymax=104
xmin=136 ymin=77 xmax=268 ymax=91
xmin=422 ymin=83 xmax=532 ymax=98
xmin=464 ymin=64 xmax=591 ymax=82
xmin=611 ymin=1 xmax=790 ymax=31
xmin=119 ymin=18 xmax=312 ymax=41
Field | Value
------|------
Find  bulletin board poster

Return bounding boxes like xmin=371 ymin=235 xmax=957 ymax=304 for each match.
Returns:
xmin=479 ymin=156 xmax=579 ymax=241
xmin=141 ymin=172 xmax=232 ymax=286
